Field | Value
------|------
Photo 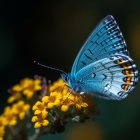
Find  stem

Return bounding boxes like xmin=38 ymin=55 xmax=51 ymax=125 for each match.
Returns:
xmin=28 ymin=129 xmax=40 ymax=140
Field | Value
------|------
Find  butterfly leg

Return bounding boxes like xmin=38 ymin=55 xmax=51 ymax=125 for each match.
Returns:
xmin=62 ymin=88 xmax=74 ymax=103
xmin=51 ymin=84 xmax=68 ymax=93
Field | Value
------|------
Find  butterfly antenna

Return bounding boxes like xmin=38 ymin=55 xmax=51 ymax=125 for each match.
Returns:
xmin=34 ymin=61 xmax=67 ymax=74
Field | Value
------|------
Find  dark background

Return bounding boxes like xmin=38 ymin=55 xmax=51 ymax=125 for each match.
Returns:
xmin=0 ymin=0 xmax=140 ymax=140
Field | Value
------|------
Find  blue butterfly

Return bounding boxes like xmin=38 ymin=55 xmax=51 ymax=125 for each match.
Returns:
xmin=61 ymin=15 xmax=138 ymax=100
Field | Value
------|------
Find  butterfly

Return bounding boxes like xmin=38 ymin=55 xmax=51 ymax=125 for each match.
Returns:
xmin=61 ymin=15 xmax=138 ymax=100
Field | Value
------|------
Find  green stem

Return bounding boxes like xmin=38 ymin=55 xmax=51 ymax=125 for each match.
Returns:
xmin=28 ymin=129 xmax=40 ymax=140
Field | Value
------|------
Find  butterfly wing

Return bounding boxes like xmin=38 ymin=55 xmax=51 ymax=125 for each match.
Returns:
xmin=76 ymin=55 xmax=138 ymax=100
xmin=71 ymin=15 xmax=128 ymax=77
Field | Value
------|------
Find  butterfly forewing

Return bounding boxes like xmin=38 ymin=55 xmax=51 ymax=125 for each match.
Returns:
xmin=71 ymin=15 xmax=128 ymax=77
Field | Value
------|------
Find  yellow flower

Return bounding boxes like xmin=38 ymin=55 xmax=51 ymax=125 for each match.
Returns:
xmin=61 ymin=93 xmax=75 ymax=112
xmin=7 ymin=84 xmax=22 ymax=103
xmin=60 ymin=92 xmax=88 ymax=111
xmin=32 ymin=78 xmax=90 ymax=129
xmin=42 ymin=92 xmax=62 ymax=109
xmin=32 ymin=101 xmax=46 ymax=115
xmin=12 ymin=101 xmax=30 ymax=120
xmin=21 ymin=78 xmax=42 ymax=99
xmin=61 ymin=104 xmax=70 ymax=112
xmin=3 ymin=107 xmax=17 ymax=126
xmin=0 ymin=127 xmax=5 ymax=140
xmin=12 ymin=84 xmax=23 ymax=92
xmin=7 ymin=93 xmax=21 ymax=103
xmin=0 ymin=116 xmax=6 ymax=139
xmin=34 ymin=119 xmax=49 ymax=129
xmin=49 ymin=79 xmax=67 ymax=92
xmin=0 ymin=116 xmax=6 ymax=127
xmin=73 ymin=95 xmax=88 ymax=109
xmin=32 ymin=111 xmax=49 ymax=128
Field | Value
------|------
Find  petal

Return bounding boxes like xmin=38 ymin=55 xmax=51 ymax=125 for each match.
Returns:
xmin=82 ymin=103 xmax=88 ymax=107
xmin=32 ymin=116 xmax=38 ymax=122
xmin=24 ymin=90 xmax=34 ymax=99
xmin=7 ymin=96 xmax=16 ymax=103
xmin=18 ymin=101 xmax=24 ymax=106
xmin=47 ymin=103 xmax=54 ymax=109
xmin=35 ymin=85 xmax=42 ymax=90
xmin=54 ymin=100 xmax=61 ymax=106
xmin=68 ymin=94 xmax=75 ymax=100
xmin=50 ymin=92 xmax=58 ymax=97
xmin=34 ymin=110 xmax=41 ymax=115
xmin=24 ymin=104 xmax=30 ymax=111
xmin=76 ymin=104 xmax=81 ymax=109
xmin=42 ymin=110 xmax=48 ymax=119
xmin=19 ymin=112 xmax=25 ymax=120
xmin=42 ymin=120 xmax=49 ymax=126
xmin=42 ymin=96 xmax=49 ymax=103
xmin=32 ymin=105 xmax=37 ymax=111
xmin=56 ymin=93 xmax=62 ymax=99
xmin=32 ymin=101 xmax=42 ymax=110
xmin=61 ymin=105 xmax=69 ymax=112
xmin=12 ymin=108 xmax=18 ymax=114
xmin=34 ymin=122 xmax=41 ymax=128
xmin=12 ymin=84 xmax=22 ymax=91
xmin=34 ymin=79 xmax=41 ymax=85
xmin=9 ymin=119 xmax=17 ymax=126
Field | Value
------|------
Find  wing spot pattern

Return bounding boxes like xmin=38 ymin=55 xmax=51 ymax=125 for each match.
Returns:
xmin=102 ymin=74 xmax=107 ymax=81
xmin=84 ymin=53 xmax=93 ymax=60
xmin=123 ymin=77 xmax=133 ymax=85
xmin=113 ymin=57 xmax=138 ymax=93
xmin=81 ymin=61 xmax=86 ymax=66
xmin=88 ymin=49 xmax=94 ymax=55
xmin=92 ymin=73 xmax=96 ymax=78
xmin=121 ymin=84 xmax=129 ymax=91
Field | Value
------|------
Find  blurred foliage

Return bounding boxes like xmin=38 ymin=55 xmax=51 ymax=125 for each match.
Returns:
xmin=0 ymin=0 xmax=140 ymax=140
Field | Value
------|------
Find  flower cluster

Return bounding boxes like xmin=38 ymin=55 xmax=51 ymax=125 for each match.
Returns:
xmin=31 ymin=78 xmax=97 ymax=137
xmin=8 ymin=78 xmax=42 ymax=103
xmin=0 ymin=77 xmax=41 ymax=140
xmin=0 ymin=100 xmax=30 ymax=140
xmin=0 ymin=77 xmax=96 ymax=140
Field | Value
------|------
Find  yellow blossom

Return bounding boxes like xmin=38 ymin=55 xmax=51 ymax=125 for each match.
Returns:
xmin=73 ymin=95 xmax=88 ymax=109
xmin=33 ymin=101 xmax=46 ymax=113
xmin=12 ymin=84 xmax=23 ymax=92
xmin=49 ymin=79 xmax=67 ymax=92
xmin=32 ymin=111 xmax=49 ymax=128
xmin=32 ymin=78 xmax=90 ymax=129
xmin=3 ymin=107 xmax=17 ymax=126
xmin=12 ymin=101 xmax=30 ymax=120
xmin=0 ymin=127 xmax=5 ymax=140
xmin=21 ymin=78 xmax=42 ymax=99
xmin=60 ymin=93 xmax=75 ymax=112
xmin=0 ymin=116 xmax=6 ymax=140
xmin=34 ymin=119 xmax=49 ymax=128
xmin=7 ymin=92 xmax=21 ymax=103
xmin=0 ymin=116 xmax=6 ymax=127
xmin=60 ymin=92 xmax=88 ymax=111
xmin=7 ymin=84 xmax=23 ymax=103
xmin=61 ymin=105 xmax=69 ymax=112
xmin=42 ymin=92 xmax=62 ymax=108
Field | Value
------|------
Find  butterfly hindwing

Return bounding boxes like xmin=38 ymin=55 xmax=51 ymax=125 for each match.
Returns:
xmin=71 ymin=15 xmax=128 ymax=77
xmin=75 ymin=55 xmax=138 ymax=100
